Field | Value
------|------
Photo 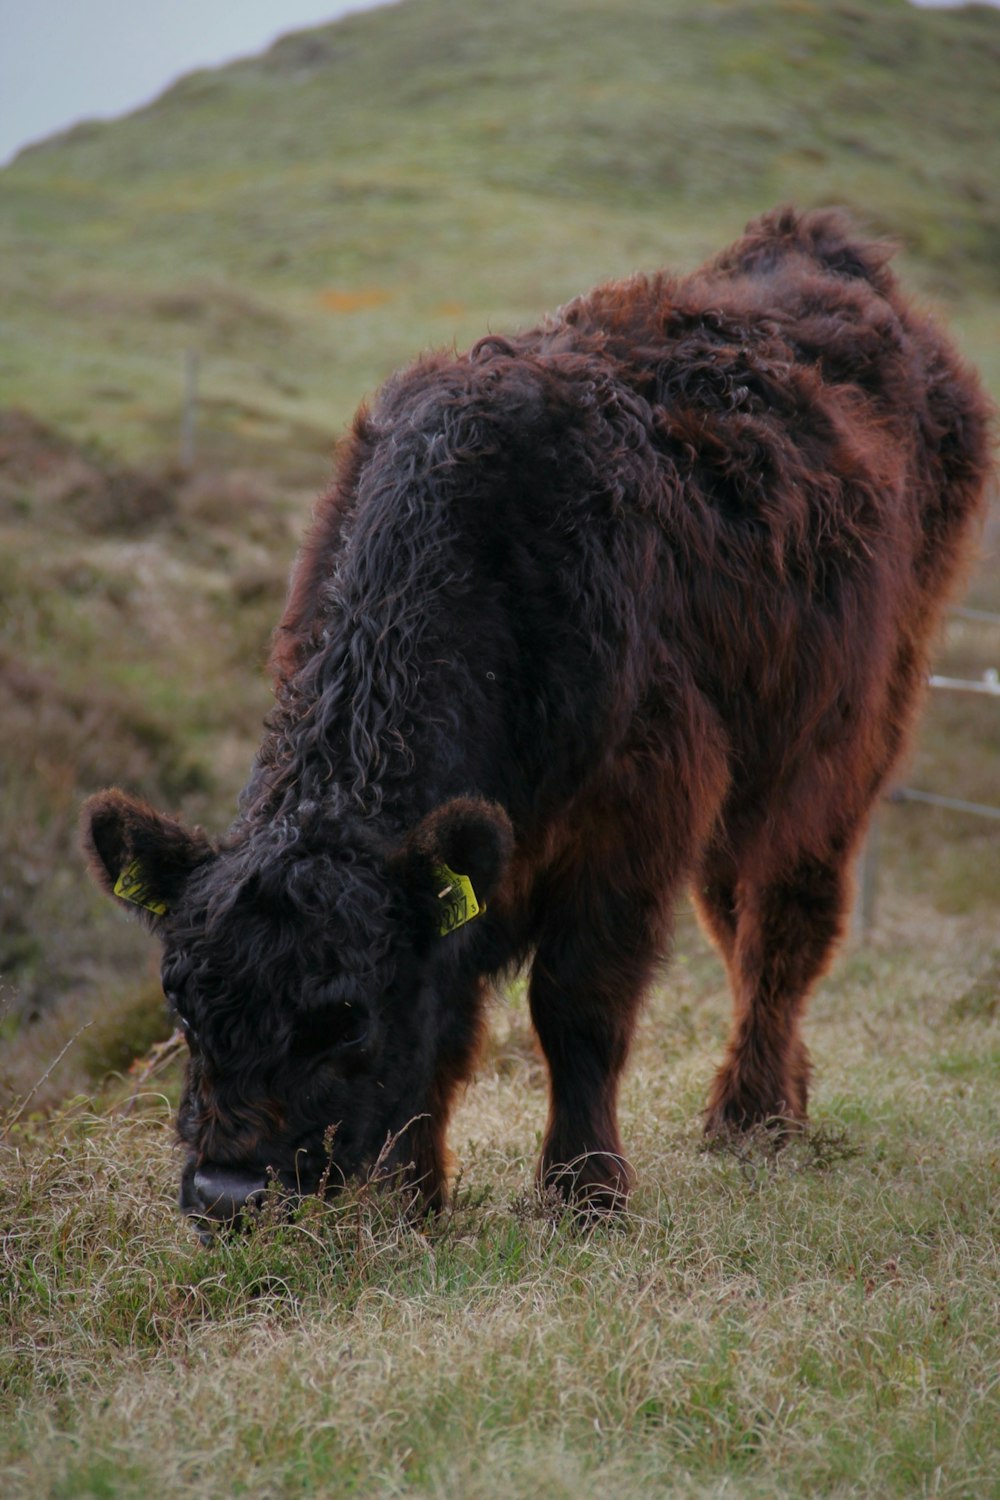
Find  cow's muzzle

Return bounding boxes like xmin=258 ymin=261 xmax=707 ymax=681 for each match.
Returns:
xmin=182 ymin=1162 xmax=272 ymax=1238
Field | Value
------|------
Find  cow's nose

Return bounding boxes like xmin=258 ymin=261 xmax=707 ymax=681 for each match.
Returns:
xmin=190 ymin=1165 xmax=268 ymax=1224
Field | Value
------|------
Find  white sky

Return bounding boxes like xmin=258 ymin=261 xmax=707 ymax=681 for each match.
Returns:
xmin=0 ymin=0 xmax=991 ymax=168
xmin=0 ymin=0 xmax=401 ymax=166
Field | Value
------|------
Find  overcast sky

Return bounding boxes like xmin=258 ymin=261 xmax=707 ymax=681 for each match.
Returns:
xmin=0 ymin=0 xmax=401 ymax=166
xmin=0 ymin=0 xmax=990 ymax=168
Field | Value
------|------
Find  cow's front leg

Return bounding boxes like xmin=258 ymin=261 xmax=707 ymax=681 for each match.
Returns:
xmin=400 ymin=974 xmax=492 ymax=1212
xmin=528 ymin=897 xmax=666 ymax=1214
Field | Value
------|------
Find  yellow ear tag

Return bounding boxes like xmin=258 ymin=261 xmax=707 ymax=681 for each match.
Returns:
xmin=433 ymin=862 xmax=482 ymax=936
xmin=113 ymin=860 xmax=169 ymax=917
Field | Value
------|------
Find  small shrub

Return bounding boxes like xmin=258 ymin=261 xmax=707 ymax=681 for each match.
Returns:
xmin=78 ymin=982 xmax=174 ymax=1084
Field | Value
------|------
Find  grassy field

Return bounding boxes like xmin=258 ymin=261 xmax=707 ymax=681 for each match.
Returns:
xmin=1 ymin=0 xmax=998 ymax=1495
xmin=2 ymin=900 xmax=998 ymax=1499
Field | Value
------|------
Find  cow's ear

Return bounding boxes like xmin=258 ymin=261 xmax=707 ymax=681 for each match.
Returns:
xmin=393 ymin=798 xmax=513 ymax=938
xmin=80 ymin=789 xmax=213 ymax=927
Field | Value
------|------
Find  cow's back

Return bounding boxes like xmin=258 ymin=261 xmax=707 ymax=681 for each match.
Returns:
xmin=262 ymin=209 xmax=992 ymax=837
xmin=532 ymin=210 xmax=991 ymax=801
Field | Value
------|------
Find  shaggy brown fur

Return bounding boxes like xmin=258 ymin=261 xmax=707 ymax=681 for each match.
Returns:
xmin=83 ymin=208 xmax=993 ymax=1225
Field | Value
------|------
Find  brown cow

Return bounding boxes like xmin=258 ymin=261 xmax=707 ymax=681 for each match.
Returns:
xmin=82 ymin=208 xmax=992 ymax=1230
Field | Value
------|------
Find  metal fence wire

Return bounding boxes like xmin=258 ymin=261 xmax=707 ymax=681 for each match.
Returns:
xmin=853 ymin=608 xmax=1000 ymax=940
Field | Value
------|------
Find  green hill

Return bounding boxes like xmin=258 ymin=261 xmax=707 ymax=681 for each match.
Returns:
xmin=1 ymin=0 xmax=997 ymax=1049
xmin=2 ymin=0 xmax=999 ymax=468
xmin=2 ymin=11 xmax=999 ymax=1491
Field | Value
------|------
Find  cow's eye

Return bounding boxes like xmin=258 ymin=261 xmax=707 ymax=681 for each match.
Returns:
xmin=164 ymin=989 xmax=198 ymax=1043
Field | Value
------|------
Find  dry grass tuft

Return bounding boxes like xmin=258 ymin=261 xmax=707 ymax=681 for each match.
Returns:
xmin=2 ymin=888 xmax=997 ymax=1498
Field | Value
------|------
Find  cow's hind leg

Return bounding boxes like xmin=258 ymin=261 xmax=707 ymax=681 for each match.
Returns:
xmin=703 ymin=849 xmax=852 ymax=1136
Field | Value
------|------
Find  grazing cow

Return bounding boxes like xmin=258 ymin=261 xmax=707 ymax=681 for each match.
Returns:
xmin=82 ymin=208 xmax=992 ymax=1229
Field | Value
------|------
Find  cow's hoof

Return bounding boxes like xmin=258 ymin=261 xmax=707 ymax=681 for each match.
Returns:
xmin=538 ymin=1149 xmax=634 ymax=1219
xmin=703 ymin=1100 xmax=806 ymax=1146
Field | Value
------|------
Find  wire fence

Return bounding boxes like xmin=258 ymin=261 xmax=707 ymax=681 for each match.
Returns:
xmin=949 ymin=606 xmax=1000 ymax=626
xmin=853 ymin=608 xmax=999 ymax=940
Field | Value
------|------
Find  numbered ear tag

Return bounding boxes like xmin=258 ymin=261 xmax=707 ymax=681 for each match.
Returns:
xmin=113 ymin=860 xmax=168 ymax=917
xmin=433 ymin=862 xmax=482 ymax=936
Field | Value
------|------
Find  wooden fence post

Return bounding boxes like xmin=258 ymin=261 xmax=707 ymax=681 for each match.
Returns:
xmin=852 ymin=815 xmax=880 ymax=944
xmin=180 ymin=349 xmax=199 ymax=469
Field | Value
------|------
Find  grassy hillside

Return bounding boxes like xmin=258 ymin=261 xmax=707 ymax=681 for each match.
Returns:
xmin=2 ymin=0 xmax=999 ymax=468
xmin=0 ymin=0 xmax=995 ymax=1055
xmin=1 ymin=7 xmax=998 ymax=1492
xmin=0 ymin=0 xmax=997 ymax=1059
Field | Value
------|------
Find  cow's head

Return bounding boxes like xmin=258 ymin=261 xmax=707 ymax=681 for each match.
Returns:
xmin=81 ymin=790 xmax=512 ymax=1235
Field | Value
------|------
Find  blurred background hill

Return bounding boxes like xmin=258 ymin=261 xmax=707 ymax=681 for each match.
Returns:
xmin=1 ymin=0 xmax=998 ymax=1101
xmin=4 ymin=0 xmax=1000 ymax=466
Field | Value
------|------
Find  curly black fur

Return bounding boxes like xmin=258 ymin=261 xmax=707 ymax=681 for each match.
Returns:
xmin=81 ymin=208 xmax=993 ymax=1225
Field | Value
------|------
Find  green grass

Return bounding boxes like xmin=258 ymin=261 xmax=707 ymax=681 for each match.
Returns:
xmin=2 ymin=903 xmax=998 ymax=1499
